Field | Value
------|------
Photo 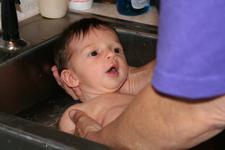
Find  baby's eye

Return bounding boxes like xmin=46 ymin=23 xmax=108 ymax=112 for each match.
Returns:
xmin=89 ymin=50 xmax=98 ymax=56
xmin=114 ymin=48 xmax=120 ymax=53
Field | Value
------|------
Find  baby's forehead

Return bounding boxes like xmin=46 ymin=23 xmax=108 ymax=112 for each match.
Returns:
xmin=71 ymin=26 xmax=117 ymax=42
xmin=79 ymin=26 xmax=116 ymax=37
xmin=66 ymin=26 xmax=119 ymax=51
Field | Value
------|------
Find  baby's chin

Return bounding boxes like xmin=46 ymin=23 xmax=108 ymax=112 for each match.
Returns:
xmin=97 ymin=77 xmax=127 ymax=93
xmin=101 ymin=83 xmax=124 ymax=93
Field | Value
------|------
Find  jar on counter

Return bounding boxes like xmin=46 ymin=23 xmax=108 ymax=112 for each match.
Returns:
xmin=69 ymin=0 xmax=93 ymax=11
xmin=39 ymin=0 xmax=68 ymax=19
xmin=116 ymin=0 xmax=150 ymax=16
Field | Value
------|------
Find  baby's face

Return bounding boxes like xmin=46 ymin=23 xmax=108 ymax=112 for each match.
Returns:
xmin=67 ymin=27 xmax=128 ymax=95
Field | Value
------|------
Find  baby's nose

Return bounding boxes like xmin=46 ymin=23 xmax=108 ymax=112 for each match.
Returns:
xmin=105 ymin=49 xmax=115 ymax=59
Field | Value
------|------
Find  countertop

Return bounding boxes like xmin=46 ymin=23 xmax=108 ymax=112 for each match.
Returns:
xmin=71 ymin=2 xmax=159 ymax=26
xmin=0 ymin=2 xmax=158 ymax=29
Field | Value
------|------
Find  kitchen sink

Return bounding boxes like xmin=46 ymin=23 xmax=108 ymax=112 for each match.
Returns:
xmin=0 ymin=12 xmax=156 ymax=150
xmin=0 ymin=12 xmax=223 ymax=150
xmin=0 ymin=12 xmax=157 ymax=123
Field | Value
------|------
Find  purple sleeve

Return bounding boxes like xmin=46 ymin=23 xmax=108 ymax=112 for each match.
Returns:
xmin=152 ymin=0 xmax=225 ymax=99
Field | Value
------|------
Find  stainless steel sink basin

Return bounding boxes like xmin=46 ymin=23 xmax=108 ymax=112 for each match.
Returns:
xmin=0 ymin=12 xmax=157 ymax=150
xmin=0 ymin=12 xmax=157 ymax=119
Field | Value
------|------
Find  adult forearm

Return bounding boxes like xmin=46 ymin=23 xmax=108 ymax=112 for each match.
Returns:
xmin=87 ymin=85 xmax=225 ymax=150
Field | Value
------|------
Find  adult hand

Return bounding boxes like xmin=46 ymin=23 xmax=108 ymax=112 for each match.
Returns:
xmin=51 ymin=65 xmax=78 ymax=100
xmin=120 ymin=60 xmax=155 ymax=95
xmin=69 ymin=109 xmax=102 ymax=138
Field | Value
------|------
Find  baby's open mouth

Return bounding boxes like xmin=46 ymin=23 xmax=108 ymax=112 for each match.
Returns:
xmin=107 ymin=66 xmax=118 ymax=73
xmin=106 ymin=66 xmax=118 ymax=74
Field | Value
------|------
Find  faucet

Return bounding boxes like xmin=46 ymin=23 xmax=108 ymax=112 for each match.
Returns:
xmin=0 ymin=0 xmax=28 ymax=51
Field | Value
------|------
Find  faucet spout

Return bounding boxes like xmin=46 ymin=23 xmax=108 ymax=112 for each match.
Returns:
xmin=0 ymin=0 xmax=28 ymax=52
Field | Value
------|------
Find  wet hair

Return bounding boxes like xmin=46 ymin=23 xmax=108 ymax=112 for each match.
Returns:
xmin=54 ymin=18 xmax=118 ymax=73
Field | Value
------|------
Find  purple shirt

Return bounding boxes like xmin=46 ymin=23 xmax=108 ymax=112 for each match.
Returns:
xmin=152 ymin=0 xmax=225 ymax=99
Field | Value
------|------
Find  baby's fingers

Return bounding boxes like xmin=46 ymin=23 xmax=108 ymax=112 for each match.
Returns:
xmin=51 ymin=65 xmax=78 ymax=100
xmin=69 ymin=109 xmax=102 ymax=138
xmin=51 ymin=65 xmax=62 ymax=86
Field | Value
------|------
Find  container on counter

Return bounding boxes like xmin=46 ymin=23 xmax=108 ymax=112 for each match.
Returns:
xmin=39 ymin=0 xmax=68 ymax=19
xmin=69 ymin=0 xmax=93 ymax=11
xmin=116 ymin=0 xmax=150 ymax=16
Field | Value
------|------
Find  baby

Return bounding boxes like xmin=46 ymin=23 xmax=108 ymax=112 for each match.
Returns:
xmin=54 ymin=18 xmax=136 ymax=135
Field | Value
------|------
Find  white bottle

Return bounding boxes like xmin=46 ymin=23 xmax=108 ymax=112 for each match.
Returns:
xmin=69 ymin=0 xmax=93 ymax=11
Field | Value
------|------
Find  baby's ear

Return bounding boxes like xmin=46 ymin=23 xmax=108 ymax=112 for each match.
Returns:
xmin=61 ymin=69 xmax=79 ymax=88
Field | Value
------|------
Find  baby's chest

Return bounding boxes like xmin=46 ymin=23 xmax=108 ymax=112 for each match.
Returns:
xmin=84 ymin=94 xmax=132 ymax=126
xmin=93 ymin=102 xmax=127 ymax=126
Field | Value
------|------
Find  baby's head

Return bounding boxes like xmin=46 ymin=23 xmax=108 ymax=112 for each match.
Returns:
xmin=54 ymin=18 xmax=129 ymax=101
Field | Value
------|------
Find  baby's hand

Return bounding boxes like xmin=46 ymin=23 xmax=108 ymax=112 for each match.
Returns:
xmin=69 ymin=109 xmax=102 ymax=138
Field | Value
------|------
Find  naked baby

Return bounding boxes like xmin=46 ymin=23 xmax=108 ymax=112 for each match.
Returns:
xmin=54 ymin=18 xmax=137 ymax=135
